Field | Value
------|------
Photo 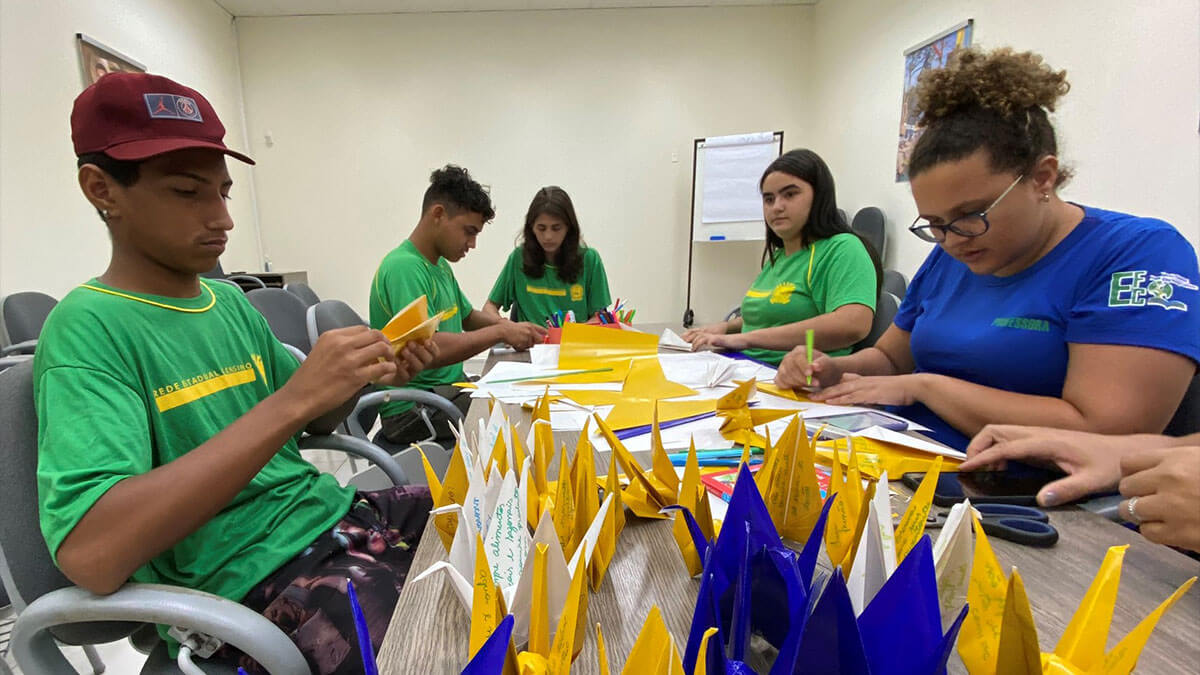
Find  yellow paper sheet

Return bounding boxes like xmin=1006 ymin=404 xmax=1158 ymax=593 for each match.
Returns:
xmin=560 ymin=357 xmax=713 ymax=431
xmin=545 ymin=323 xmax=660 ymax=383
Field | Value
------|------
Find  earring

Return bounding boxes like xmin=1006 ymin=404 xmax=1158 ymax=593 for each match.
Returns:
xmin=100 ymin=209 xmax=109 ymax=219
xmin=1041 ymin=193 xmax=1050 ymax=203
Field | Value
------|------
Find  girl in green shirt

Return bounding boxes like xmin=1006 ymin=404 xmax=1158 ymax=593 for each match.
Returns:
xmin=483 ymin=186 xmax=612 ymax=325
xmin=684 ymin=149 xmax=882 ymax=365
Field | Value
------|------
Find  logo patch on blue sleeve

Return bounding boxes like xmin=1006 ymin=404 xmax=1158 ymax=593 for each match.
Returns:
xmin=143 ymin=94 xmax=203 ymax=122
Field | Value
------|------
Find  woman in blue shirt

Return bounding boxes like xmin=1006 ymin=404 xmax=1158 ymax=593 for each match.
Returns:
xmin=776 ymin=47 xmax=1200 ymax=452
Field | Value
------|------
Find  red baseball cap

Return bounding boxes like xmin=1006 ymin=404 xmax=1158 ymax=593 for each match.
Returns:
xmin=71 ymin=72 xmax=254 ymax=165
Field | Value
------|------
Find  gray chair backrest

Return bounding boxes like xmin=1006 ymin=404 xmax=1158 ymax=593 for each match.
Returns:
xmin=882 ymin=269 xmax=907 ymax=301
xmin=1164 ymin=370 xmax=1200 ymax=437
xmin=1 ymin=292 xmax=58 ymax=347
xmin=855 ymin=291 xmax=900 ymax=351
xmin=851 ymin=207 xmax=886 ymax=262
xmin=246 ymin=288 xmax=312 ymax=354
xmin=0 ymin=361 xmax=138 ymax=643
xmin=284 ymin=282 xmax=320 ymax=308
xmin=310 ymin=300 xmax=368 ymax=337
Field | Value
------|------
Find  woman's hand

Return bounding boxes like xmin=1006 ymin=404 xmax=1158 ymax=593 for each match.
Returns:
xmin=809 ymin=373 xmax=922 ymax=407
xmin=688 ymin=332 xmax=750 ymax=352
xmin=960 ymin=425 xmax=1132 ymax=506
xmin=682 ymin=322 xmax=728 ymax=343
xmin=1119 ymin=445 xmax=1200 ymax=552
xmin=776 ymin=347 xmax=841 ymax=389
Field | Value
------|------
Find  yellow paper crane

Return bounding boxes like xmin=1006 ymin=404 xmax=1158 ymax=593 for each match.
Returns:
xmin=753 ymin=415 xmax=827 ymax=543
xmin=672 ymin=439 xmax=717 ymax=576
xmin=958 ymin=516 xmax=1197 ymax=674
xmin=594 ymin=409 xmax=679 ymax=518
xmin=714 ymin=379 xmax=796 ymax=447
xmin=419 ymin=444 xmax=469 ymax=551
xmin=559 ymin=356 xmax=716 ymax=431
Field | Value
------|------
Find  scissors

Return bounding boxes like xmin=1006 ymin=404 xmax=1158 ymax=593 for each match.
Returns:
xmin=926 ymin=503 xmax=1059 ymax=548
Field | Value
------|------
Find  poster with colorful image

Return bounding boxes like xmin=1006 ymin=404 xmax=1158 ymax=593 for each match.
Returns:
xmin=896 ymin=20 xmax=973 ymax=182
xmin=76 ymin=33 xmax=145 ymax=89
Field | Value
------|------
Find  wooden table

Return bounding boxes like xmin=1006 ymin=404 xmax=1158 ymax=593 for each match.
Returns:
xmin=378 ymin=336 xmax=1200 ymax=674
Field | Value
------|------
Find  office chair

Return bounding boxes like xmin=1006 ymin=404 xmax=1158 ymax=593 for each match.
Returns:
xmin=0 ymin=292 xmax=57 ymax=357
xmin=245 ymin=288 xmax=312 ymax=360
xmin=882 ymin=269 xmax=908 ymax=301
xmin=306 ymin=299 xmax=461 ymax=483
xmin=851 ymin=207 xmax=887 ymax=264
xmin=201 ymin=262 xmax=266 ymax=292
xmin=854 ymin=291 xmax=900 ymax=351
xmin=0 ymin=359 xmax=410 ymax=674
xmin=283 ymin=282 xmax=320 ymax=308
xmin=1164 ymin=371 xmax=1200 ymax=437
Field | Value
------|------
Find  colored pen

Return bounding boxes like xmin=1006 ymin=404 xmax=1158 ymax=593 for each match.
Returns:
xmin=667 ymin=447 xmax=762 ymax=463
xmin=628 ymin=309 xmax=636 ymax=323
xmin=805 ymin=328 xmax=814 ymax=386
xmin=347 ymin=579 xmax=379 ymax=675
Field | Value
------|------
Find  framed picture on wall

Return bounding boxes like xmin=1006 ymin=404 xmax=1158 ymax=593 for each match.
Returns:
xmin=76 ymin=33 xmax=146 ymax=89
xmin=896 ymin=19 xmax=973 ymax=182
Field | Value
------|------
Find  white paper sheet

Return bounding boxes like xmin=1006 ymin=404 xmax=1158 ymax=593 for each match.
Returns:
xmin=854 ymin=425 xmax=965 ymax=459
xmin=482 ymin=471 xmax=530 ymax=592
xmin=702 ymin=137 xmax=780 ymax=224
xmin=659 ymin=328 xmax=695 ymax=352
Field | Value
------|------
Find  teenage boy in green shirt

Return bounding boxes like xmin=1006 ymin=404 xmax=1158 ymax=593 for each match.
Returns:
xmin=37 ymin=72 xmax=436 ymax=674
xmin=369 ymin=166 xmax=547 ymax=447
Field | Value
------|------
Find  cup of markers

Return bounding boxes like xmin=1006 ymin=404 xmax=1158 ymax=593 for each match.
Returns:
xmin=586 ymin=298 xmax=635 ymax=327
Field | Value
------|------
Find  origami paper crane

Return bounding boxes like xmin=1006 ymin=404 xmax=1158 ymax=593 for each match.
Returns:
xmin=594 ymin=408 xmax=681 ymax=519
xmin=957 ymin=515 xmax=1197 ymax=674
xmin=679 ymin=463 xmax=966 ymax=675
xmin=559 ymin=355 xmax=715 ymax=430
xmin=714 ymin=379 xmax=796 ymax=447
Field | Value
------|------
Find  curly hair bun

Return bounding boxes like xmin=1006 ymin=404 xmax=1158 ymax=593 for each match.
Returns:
xmin=914 ymin=47 xmax=1069 ymax=126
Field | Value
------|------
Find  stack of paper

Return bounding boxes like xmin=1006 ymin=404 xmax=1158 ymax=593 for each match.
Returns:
xmin=658 ymin=327 xmax=695 ymax=352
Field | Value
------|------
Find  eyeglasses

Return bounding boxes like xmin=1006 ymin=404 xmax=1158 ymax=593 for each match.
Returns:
xmin=908 ymin=174 xmax=1024 ymax=243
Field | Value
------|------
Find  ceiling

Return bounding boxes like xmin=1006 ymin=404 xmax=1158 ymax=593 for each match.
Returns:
xmin=214 ymin=0 xmax=818 ymax=17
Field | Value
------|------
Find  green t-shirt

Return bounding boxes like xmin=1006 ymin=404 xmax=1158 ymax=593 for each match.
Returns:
xmin=740 ymin=232 xmax=877 ymax=365
xmin=487 ymin=246 xmax=611 ymax=324
xmin=34 ymin=280 xmax=353 ymax=614
xmin=369 ymin=239 xmax=474 ymax=416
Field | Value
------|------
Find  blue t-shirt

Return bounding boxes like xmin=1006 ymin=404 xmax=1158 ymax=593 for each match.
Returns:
xmin=891 ymin=205 xmax=1200 ymax=450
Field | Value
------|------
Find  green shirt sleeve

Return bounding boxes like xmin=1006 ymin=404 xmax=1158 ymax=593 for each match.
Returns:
xmin=36 ymin=364 xmax=151 ymax=563
xmin=488 ymin=249 xmax=519 ymax=309
xmin=811 ymin=234 xmax=878 ymax=313
xmin=583 ymin=248 xmax=612 ymax=315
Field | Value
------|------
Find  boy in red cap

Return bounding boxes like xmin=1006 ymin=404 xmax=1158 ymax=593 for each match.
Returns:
xmin=35 ymin=72 xmax=435 ymax=674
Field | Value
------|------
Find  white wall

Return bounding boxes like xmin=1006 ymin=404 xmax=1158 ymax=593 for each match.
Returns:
xmin=810 ymin=0 xmax=1200 ymax=281
xmin=0 ymin=0 xmax=260 ymax=298
xmin=235 ymin=6 xmax=812 ymax=323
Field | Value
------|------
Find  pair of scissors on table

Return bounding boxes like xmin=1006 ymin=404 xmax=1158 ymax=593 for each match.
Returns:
xmin=925 ymin=503 xmax=1059 ymax=548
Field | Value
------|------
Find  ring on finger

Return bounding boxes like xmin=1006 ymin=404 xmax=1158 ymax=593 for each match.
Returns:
xmin=1126 ymin=495 xmax=1142 ymax=525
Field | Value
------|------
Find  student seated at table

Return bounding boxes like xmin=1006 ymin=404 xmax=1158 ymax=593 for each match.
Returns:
xmin=370 ymin=166 xmax=547 ymax=447
xmin=482 ymin=185 xmax=612 ymax=325
xmin=39 ymin=73 xmax=438 ymax=674
xmin=960 ymin=425 xmax=1200 ymax=553
xmin=682 ymin=148 xmax=881 ymax=366
xmin=775 ymin=47 xmax=1200 ymax=450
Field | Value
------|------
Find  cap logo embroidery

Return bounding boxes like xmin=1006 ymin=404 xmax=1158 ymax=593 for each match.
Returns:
xmin=143 ymin=94 xmax=203 ymax=122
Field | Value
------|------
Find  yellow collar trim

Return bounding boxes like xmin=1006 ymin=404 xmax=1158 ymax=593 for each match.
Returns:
xmin=79 ymin=280 xmax=218 ymax=313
